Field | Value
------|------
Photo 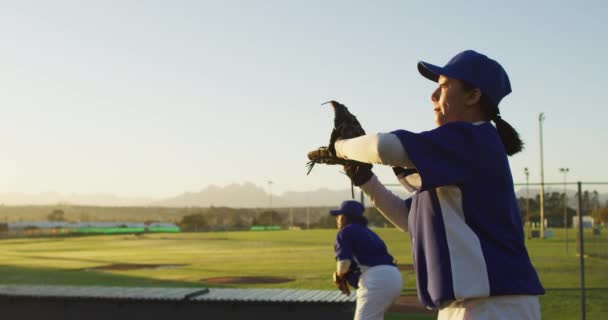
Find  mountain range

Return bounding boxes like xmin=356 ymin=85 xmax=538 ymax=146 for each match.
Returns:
xmin=0 ymin=183 xmax=604 ymax=208
xmin=0 ymin=183 xmax=369 ymax=207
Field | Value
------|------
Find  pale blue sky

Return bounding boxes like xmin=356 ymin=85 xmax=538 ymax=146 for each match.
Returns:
xmin=0 ymin=0 xmax=606 ymax=198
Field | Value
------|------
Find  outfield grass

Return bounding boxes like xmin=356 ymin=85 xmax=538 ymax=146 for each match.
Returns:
xmin=0 ymin=228 xmax=606 ymax=319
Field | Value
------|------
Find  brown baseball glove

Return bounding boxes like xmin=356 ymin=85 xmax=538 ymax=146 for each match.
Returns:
xmin=306 ymin=100 xmax=365 ymax=175
xmin=306 ymin=147 xmax=348 ymax=174
xmin=333 ymin=271 xmax=351 ymax=295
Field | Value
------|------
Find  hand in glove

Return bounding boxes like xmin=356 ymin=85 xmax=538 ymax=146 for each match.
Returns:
xmin=344 ymin=161 xmax=373 ymax=186
xmin=333 ymin=272 xmax=351 ymax=295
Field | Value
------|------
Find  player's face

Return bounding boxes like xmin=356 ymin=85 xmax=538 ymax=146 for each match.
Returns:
xmin=431 ymin=76 xmax=470 ymax=126
xmin=336 ymin=214 xmax=346 ymax=229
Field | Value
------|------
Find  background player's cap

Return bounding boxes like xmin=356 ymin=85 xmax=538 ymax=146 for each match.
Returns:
xmin=417 ymin=50 xmax=512 ymax=106
xmin=329 ymin=200 xmax=364 ymax=216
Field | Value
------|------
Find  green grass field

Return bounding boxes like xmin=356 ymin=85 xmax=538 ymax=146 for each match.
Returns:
xmin=0 ymin=228 xmax=606 ymax=319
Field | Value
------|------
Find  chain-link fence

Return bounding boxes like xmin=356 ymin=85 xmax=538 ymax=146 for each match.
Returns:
xmin=514 ymin=181 xmax=607 ymax=320
xmin=378 ymin=180 xmax=607 ymax=320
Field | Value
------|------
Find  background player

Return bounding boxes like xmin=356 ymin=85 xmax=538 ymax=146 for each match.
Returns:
xmin=331 ymin=200 xmax=402 ymax=320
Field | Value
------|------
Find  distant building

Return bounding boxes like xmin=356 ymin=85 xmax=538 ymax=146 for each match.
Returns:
xmin=572 ymin=216 xmax=594 ymax=229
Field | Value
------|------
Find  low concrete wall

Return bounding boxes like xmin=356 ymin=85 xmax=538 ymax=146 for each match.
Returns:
xmin=0 ymin=285 xmax=356 ymax=320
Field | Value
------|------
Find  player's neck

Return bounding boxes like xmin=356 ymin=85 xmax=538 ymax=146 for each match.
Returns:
xmin=462 ymin=106 xmax=486 ymax=123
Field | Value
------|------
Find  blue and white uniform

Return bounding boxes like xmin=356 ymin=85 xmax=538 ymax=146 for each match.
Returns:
xmin=335 ymin=223 xmax=395 ymax=269
xmin=335 ymin=122 xmax=544 ymax=318
xmin=335 ymin=222 xmax=402 ymax=320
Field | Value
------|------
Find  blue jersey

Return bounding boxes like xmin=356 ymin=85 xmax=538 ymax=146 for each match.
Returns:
xmin=391 ymin=122 xmax=544 ymax=309
xmin=334 ymin=223 xmax=395 ymax=268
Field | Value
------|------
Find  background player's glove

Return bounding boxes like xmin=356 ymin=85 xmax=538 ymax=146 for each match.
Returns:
xmin=333 ymin=272 xmax=351 ymax=295
xmin=344 ymin=162 xmax=374 ymax=186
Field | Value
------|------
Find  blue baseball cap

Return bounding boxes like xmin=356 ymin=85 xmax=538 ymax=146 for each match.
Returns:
xmin=330 ymin=200 xmax=364 ymax=216
xmin=417 ymin=50 xmax=512 ymax=106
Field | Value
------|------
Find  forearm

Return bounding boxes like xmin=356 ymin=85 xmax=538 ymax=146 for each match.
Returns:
xmin=336 ymin=259 xmax=351 ymax=276
xmin=359 ymin=175 xmax=409 ymax=231
xmin=334 ymin=132 xmax=414 ymax=168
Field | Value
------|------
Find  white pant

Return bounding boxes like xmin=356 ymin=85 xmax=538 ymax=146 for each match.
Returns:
xmin=437 ymin=295 xmax=541 ymax=320
xmin=354 ymin=265 xmax=403 ymax=320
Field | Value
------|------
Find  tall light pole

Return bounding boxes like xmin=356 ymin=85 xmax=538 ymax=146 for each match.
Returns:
xmin=267 ymin=180 xmax=274 ymax=226
xmin=559 ymin=167 xmax=570 ymax=254
xmin=539 ymin=113 xmax=546 ymax=239
xmin=306 ymin=192 xmax=310 ymax=229
xmin=524 ymin=167 xmax=531 ymax=240
xmin=267 ymin=180 xmax=274 ymax=208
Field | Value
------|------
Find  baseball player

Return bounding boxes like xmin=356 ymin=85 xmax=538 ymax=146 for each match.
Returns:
xmin=331 ymin=200 xmax=402 ymax=320
xmin=333 ymin=50 xmax=545 ymax=320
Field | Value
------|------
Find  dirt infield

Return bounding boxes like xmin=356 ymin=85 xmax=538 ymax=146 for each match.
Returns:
xmin=202 ymin=276 xmax=294 ymax=284
xmin=86 ymin=264 xmax=185 ymax=271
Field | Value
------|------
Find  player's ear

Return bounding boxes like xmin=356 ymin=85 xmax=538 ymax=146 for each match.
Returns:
xmin=465 ymin=88 xmax=482 ymax=107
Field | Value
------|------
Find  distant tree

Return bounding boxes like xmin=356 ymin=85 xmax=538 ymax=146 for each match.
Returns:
xmin=222 ymin=210 xmax=250 ymax=230
xmin=573 ymin=189 xmax=602 ymax=216
xmin=313 ymin=215 xmax=336 ymax=229
xmin=546 ymin=192 xmax=562 ymax=214
xmin=365 ymin=207 xmax=396 ymax=228
xmin=591 ymin=207 xmax=608 ymax=223
xmin=598 ymin=207 xmax=608 ymax=225
xmin=143 ymin=220 xmax=158 ymax=225
xmin=47 ymin=209 xmax=66 ymax=222
xmin=253 ymin=210 xmax=283 ymax=226
xmin=541 ymin=192 xmax=566 ymax=226
xmin=518 ymin=196 xmax=540 ymax=223
xmin=0 ymin=223 xmax=8 ymax=233
xmin=592 ymin=190 xmax=600 ymax=219
xmin=592 ymin=190 xmax=599 ymax=206
xmin=583 ymin=190 xmax=590 ymax=213
xmin=178 ymin=213 xmax=207 ymax=232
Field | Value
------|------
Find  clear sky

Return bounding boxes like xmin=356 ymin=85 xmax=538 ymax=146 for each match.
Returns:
xmin=1 ymin=0 xmax=606 ymax=198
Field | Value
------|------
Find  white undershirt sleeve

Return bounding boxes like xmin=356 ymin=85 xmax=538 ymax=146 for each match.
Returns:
xmin=334 ymin=132 xmax=415 ymax=168
xmin=359 ymin=175 xmax=409 ymax=231
xmin=337 ymin=259 xmax=351 ymax=276
xmin=334 ymin=132 xmax=411 ymax=230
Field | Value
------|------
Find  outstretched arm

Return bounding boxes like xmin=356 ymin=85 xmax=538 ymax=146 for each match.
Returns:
xmin=334 ymin=132 xmax=414 ymax=168
xmin=359 ymin=175 xmax=409 ymax=231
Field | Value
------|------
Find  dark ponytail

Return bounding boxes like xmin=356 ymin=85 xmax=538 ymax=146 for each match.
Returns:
xmin=493 ymin=111 xmax=524 ymax=156
xmin=462 ymin=82 xmax=524 ymax=156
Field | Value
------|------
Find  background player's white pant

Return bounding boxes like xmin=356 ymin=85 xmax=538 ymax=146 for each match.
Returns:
xmin=437 ymin=295 xmax=541 ymax=320
xmin=354 ymin=265 xmax=403 ymax=320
